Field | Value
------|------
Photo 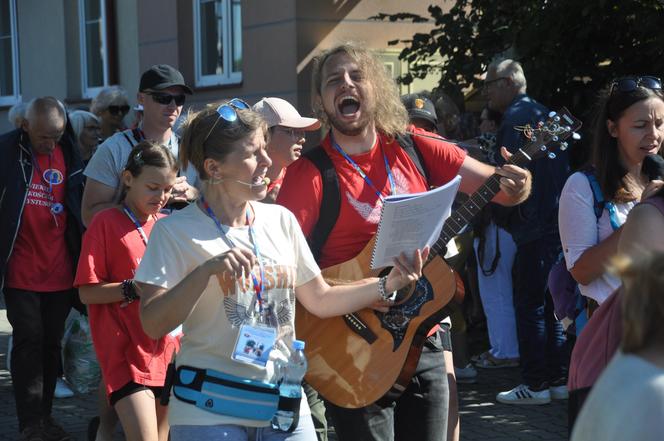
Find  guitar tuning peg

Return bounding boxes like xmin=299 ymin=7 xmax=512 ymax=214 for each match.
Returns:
xmin=552 ymin=135 xmax=559 ymax=142
xmin=560 ymin=142 xmax=569 ymax=151
xmin=553 ymin=115 xmax=560 ymax=122
xmin=548 ymin=152 xmax=557 ymax=159
xmin=540 ymin=145 xmax=547 ymax=151
xmin=548 ymin=111 xmax=557 ymax=118
xmin=572 ymin=132 xmax=581 ymax=140
xmin=531 ymin=135 xmax=538 ymax=142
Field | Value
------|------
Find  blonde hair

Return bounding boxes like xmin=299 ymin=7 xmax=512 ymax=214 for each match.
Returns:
xmin=612 ymin=251 xmax=664 ymax=353
xmin=310 ymin=42 xmax=409 ymax=138
xmin=179 ymin=101 xmax=267 ymax=180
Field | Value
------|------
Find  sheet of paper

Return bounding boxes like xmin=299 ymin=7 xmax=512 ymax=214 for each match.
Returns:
xmin=371 ymin=175 xmax=461 ymax=269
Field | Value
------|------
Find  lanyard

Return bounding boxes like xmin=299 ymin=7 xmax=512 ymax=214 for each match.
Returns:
xmin=330 ymin=132 xmax=396 ymax=202
xmin=605 ymin=202 xmax=621 ymax=231
xmin=122 ymin=204 xmax=151 ymax=246
xmin=200 ymin=196 xmax=266 ymax=315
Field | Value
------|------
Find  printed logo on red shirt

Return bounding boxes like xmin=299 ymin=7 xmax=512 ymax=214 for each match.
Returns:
xmin=346 ymin=168 xmax=412 ymax=223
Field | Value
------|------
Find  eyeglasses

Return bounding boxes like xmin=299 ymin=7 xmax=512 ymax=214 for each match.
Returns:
xmin=483 ymin=77 xmax=507 ymax=90
xmin=107 ymin=105 xmax=130 ymax=116
xmin=203 ymin=98 xmax=250 ymax=143
xmin=276 ymin=126 xmax=306 ymax=140
xmin=149 ymin=93 xmax=187 ymax=106
xmin=609 ymin=76 xmax=662 ymax=94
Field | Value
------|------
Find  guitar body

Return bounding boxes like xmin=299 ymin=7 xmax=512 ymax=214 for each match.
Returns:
xmin=295 ymin=237 xmax=457 ymax=408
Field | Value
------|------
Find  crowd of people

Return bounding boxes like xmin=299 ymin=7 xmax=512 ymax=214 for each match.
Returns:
xmin=1 ymin=42 xmax=663 ymax=441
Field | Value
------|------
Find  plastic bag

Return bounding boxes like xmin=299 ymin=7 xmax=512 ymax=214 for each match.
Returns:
xmin=62 ymin=310 xmax=101 ymax=394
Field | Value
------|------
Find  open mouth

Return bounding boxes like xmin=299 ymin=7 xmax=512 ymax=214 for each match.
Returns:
xmin=337 ymin=95 xmax=360 ymax=116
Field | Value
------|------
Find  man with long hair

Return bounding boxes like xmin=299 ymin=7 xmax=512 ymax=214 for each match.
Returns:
xmin=277 ymin=42 xmax=532 ymax=441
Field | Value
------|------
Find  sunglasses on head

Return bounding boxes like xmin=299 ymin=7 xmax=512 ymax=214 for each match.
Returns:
xmin=203 ymin=98 xmax=250 ymax=143
xmin=107 ymin=105 xmax=130 ymax=116
xmin=610 ymin=76 xmax=662 ymax=94
xmin=149 ymin=92 xmax=187 ymax=106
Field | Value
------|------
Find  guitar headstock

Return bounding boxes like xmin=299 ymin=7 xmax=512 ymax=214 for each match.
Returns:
xmin=515 ymin=107 xmax=582 ymax=161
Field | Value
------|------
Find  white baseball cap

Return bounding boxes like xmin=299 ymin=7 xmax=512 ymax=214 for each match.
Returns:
xmin=253 ymin=97 xmax=320 ymax=131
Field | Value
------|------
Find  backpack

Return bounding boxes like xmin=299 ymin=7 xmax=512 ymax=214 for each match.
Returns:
xmin=303 ymin=133 xmax=429 ymax=261
xmin=548 ymin=170 xmax=620 ymax=335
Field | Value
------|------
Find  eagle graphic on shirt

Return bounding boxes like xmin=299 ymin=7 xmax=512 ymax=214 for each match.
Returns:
xmin=346 ymin=168 xmax=412 ymax=223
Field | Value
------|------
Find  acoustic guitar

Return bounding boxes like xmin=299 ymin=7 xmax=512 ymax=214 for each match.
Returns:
xmin=295 ymin=109 xmax=582 ymax=408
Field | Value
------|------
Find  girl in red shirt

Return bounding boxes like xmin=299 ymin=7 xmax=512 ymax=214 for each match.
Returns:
xmin=75 ymin=141 xmax=178 ymax=441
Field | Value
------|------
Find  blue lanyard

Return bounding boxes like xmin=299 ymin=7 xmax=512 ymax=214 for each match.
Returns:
xmin=330 ymin=132 xmax=396 ymax=201
xmin=122 ymin=204 xmax=151 ymax=246
xmin=200 ymin=196 xmax=266 ymax=314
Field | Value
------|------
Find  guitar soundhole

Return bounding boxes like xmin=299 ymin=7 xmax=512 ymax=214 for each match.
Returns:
xmin=375 ymin=277 xmax=435 ymax=351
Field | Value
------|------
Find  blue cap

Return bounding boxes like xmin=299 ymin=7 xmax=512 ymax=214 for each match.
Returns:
xmin=293 ymin=340 xmax=305 ymax=350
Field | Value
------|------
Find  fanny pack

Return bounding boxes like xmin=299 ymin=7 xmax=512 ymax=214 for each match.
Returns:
xmin=172 ymin=365 xmax=280 ymax=421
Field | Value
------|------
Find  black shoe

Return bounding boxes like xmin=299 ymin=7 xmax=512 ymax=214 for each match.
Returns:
xmin=20 ymin=424 xmax=46 ymax=441
xmin=87 ymin=416 xmax=100 ymax=441
xmin=41 ymin=417 xmax=72 ymax=441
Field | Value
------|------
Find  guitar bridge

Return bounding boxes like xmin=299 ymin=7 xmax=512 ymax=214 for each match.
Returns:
xmin=343 ymin=314 xmax=377 ymax=344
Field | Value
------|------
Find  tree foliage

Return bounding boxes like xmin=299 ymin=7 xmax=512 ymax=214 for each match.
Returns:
xmin=373 ymin=0 xmax=664 ymax=119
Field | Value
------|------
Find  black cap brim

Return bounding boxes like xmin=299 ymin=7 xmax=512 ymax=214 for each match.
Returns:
xmin=148 ymin=82 xmax=193 ymax=95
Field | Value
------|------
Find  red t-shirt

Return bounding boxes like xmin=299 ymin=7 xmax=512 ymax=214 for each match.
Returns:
xmin=74 ymin=207 xmax=177 ymax=395
xmin=6 ymin=144 xmax=73 ymax=291
xmin=277 ymin=127 xmax=466 ymax=269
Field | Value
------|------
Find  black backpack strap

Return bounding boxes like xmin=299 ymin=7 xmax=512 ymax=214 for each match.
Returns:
xmin=302 ymin=146 xmax=340 ymax=262
xmin=395 ymin=133 xmax=429 ymax=183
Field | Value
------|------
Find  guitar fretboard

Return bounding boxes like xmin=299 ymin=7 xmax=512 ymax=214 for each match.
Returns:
xmin=428 ymin=145 xmax=533 ymax=262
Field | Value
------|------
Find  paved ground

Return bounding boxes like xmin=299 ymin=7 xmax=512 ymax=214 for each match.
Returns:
xmin=0 ymin=300 xmax=567 ymax=441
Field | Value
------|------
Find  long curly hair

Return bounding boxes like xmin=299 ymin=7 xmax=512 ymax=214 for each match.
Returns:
xmin=310 ymin=42 xmax=409 ymax=138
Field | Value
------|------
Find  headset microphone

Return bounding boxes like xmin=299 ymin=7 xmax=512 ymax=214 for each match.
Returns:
xmin=643 ymin=154 xmax=664 ymax=181
xmin=220 ymin=177 xmax=271 ymax=188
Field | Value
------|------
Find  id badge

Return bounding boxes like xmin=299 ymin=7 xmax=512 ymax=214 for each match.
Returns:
xmin=232 ymin=322 xmax=277 ymax=367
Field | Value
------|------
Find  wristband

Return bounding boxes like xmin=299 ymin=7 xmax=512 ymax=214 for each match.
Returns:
xmin=378 ymin=276 xmax=398 ymax=305
xmin=121 ymin=279 xmax=140 ymax=307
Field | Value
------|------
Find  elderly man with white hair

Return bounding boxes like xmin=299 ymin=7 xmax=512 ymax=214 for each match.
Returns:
xmin=484 ymin=59 xmax=571 ymax=406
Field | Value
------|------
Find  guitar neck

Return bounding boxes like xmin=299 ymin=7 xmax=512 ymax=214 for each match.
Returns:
xmin=428 ymin=146 xmax=533 ymax=261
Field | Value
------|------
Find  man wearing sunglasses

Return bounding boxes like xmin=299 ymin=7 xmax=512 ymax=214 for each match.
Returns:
xmin=82 ymin=64 xmax=199 ymax=226
xmin=484 ymin=59 xmax=571 ymax=406
xmin=253 ymin=97 xmax=320 ymax=203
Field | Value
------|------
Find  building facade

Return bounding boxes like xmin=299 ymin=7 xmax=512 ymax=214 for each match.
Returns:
xmin=0 ymin=0 xmax=447 ymax=133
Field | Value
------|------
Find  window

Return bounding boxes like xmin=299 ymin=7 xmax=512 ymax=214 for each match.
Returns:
xmin=193 ymin=0 xmax=242 ymax=87
xmin=0 ymin=0 xmax=20 ymax=106
xmin=79 ymin=0 xmax=109 ymax=98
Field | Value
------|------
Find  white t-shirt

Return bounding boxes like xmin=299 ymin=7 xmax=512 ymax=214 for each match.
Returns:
xmin=134 ymin=202 xmax=320 ymax=427
xmin=571 ymin=352 xmax=664 ymax=441
xmin=84 ymin=128 xmax=199 ymax=192
xmin=558 ymin=172 xmax=636 ymax=303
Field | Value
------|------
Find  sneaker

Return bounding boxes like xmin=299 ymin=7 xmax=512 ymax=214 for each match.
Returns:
xmin=454 ymin=363 xmax=478 ymax=384
xmin=496 ymin=384 xmax=551 ymax=405
xmin=54 ymin=378 xmax=74 ymax=399
xmin=87 ymin=416 xmax=100 ymax=441
xmin=474 ymin=353 xmax=520 ymax=369
xmin=20 ymin=424 xmax=46 ymax=441
xmin=550 ymin=384 xmax=569 ymax=400
xmin=41 ymin=416 xmax=72 ymax=441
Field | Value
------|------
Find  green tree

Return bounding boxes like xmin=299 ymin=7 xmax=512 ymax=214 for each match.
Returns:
xmin=375 ymin=0 xmax=664 ymax=118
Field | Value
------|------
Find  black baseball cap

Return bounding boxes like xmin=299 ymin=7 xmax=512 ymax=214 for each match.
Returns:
xmin=139 ymin=64 xmax=193 ymax=94
xmin=401 ymin=93 xmax=438 ymax=126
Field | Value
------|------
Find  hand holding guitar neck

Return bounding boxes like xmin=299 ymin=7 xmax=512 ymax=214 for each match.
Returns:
xmin=494 ymin=146 xmax=532 ymax=204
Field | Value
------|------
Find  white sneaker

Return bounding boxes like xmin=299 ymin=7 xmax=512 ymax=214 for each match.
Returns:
xmin=454 ymin=363 xmax=478 ymax=384
xmin=54 ymin=377 xmax=74 ymax=398
xmin=550 ymin=384 xmax=569 ymax=400
xmin=496 ymin=384 xmax=551 ymax=405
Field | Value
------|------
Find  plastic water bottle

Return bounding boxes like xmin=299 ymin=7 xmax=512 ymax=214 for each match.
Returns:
xmin=271 ymin=340 xmax=307 ymax=432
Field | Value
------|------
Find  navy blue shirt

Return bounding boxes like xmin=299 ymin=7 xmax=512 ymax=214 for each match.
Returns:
xmin=494 ymin=94 xmax=570 ymax=245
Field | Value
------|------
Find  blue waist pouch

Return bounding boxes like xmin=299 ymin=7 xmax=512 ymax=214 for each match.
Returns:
xmin=172 ymin=365 xmax=279 ymax=421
